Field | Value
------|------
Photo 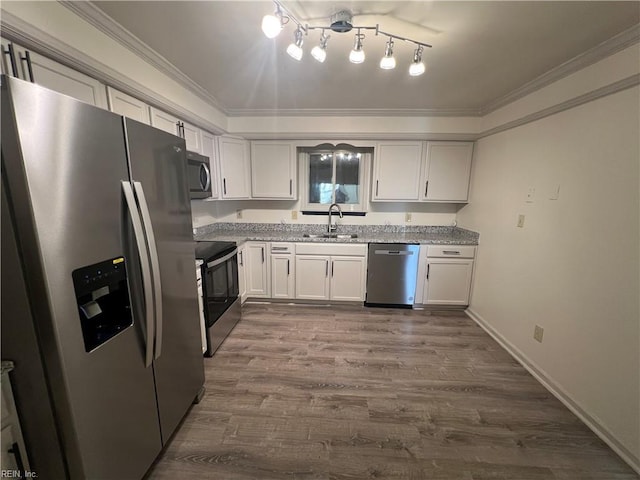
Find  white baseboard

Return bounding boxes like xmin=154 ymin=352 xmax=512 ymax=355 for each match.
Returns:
xmin=465 ymin=308 xmax=640 ymax=475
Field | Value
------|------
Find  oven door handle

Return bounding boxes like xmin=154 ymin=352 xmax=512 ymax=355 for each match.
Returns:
xmin=207 ymin=248 xmax=238 ymax=268
xmin=122 ymin=181 xmax=155 ymax=368
xmin=133 ymin=181 xmax=163 ymax=360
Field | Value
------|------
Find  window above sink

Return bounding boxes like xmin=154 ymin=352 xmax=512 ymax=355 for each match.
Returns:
xmin=299 ymin=143 xmax=372 ymax=214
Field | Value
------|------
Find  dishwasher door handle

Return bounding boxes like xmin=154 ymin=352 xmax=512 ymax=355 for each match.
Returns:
xmin=374 ymin=250 xmax=414 ymax=256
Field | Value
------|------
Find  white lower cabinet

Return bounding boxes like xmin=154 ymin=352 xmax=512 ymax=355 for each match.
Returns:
xmin=295 ymin=243 xmax=367 ymax=302
xmin=238 ymin=244 xmax=247 ymax=303
xmin=270 ymin=243 xmax=295 ymax=299
xmin=245 ymin=242 xmax=270 ymax=298
xmin=417 ymin=245 xmax=476 ymax=306
xmin=329 ymin=256 xmax=367 ymax=301
xmin=295 ymin=255 xmax=331 ymax=300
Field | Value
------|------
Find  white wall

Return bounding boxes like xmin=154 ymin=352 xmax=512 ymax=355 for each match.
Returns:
xmin=458 ymin=85 xmax=640 ymax=467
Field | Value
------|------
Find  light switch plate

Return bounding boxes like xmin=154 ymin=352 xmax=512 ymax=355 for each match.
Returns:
xmin=517 ymin=214 xmax=525 ymax=228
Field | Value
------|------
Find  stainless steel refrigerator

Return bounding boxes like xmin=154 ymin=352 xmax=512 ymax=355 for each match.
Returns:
xmin=1 ymin=75 xmax=205 ymax=479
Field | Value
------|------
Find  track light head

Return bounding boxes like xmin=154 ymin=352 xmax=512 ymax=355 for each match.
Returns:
xmin=287 ymin=26 xmax=304 ymax=61
xmin=349 ymin=31 xmax=365 ymax=64
xmin=409 ymin=45 xmax=426 ymax=76
xmin=379 ymin=38 xmax=396 ymax=70
xmin=311 ymin=31 xmax=330 ymax=63
xmin=261 ymin=5 xmax=284 ymax=38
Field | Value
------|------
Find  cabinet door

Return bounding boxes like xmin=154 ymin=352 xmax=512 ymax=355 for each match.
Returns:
xmin=201 ymin=132 xmax=220 ymax=199
xmin=245 ymin=242 xmax=270 ymax=298
xmin=271 ymin=255 xmax=295 ymax=299
xmin=7 ymin=43 xmax=108 ymax=109
xmin=372 ymin=142 xmax=423 ymax=201
xmin=182 ymin=121 xmax=203 ymax=154
xmin=423 ymin=259 xmax=474 ymax=305
xmin=238 ymin=245 xmax=247 ymax=303
xmin=422 ymin=142 xmax=473 ymax=202
xmin=295 ymin=255 xmax=330 ymax=300
xmin=330 ymin=256 xmax=366 ymax=301
xmin=219 ymin=137 xmax=251 ymax=199
xmin=251 ymin=142 xmax=296 ymax=199
xmin=106 ymin=86 xmax=150 ymax=124
xmin=150 ymin=107 xmax=180 ymax=136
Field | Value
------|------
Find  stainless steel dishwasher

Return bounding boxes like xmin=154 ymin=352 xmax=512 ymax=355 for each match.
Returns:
xmin=365 ymin=243 xmax=420 ymax=307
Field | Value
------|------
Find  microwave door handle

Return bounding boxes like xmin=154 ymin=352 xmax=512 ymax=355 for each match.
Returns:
xmin=133 ymin=181 xmax=163 ymax=360
xmin=200 ymin=163 xmax=211 ymax=191
xmin=122 ymin=181 xmax=155 ymax=367
xmin=207 ymin=248 xmax=238 ymax=268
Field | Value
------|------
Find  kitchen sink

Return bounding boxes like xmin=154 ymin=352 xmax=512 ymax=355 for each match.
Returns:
xmin=303 ymin=233 xmax=358 ymax=239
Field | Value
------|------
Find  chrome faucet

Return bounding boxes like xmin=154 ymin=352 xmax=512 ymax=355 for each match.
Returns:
xmin=328 ymin=203 xmax=343 ymax=233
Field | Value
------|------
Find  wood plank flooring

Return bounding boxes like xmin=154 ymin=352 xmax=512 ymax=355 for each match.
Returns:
xmin=145 ymin=304 xmax=638 ymax=480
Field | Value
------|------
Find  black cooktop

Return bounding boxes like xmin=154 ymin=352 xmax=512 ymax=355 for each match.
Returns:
xmin=194 ymin=241 xmax=236 ymax=262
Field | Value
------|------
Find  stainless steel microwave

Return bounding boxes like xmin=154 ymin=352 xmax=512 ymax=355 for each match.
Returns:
xmin=187 ymin=151 xmax=211 ymax=199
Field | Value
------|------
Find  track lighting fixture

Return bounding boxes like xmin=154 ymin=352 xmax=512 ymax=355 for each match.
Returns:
xmin=260 ymin=0 xmax=431 ymax=76
xmin=379 ymin=38 xmax=396 ymax=70
xmin=286 ymin=26 xmax=304 ymax=61
xmin=409 ymin=45 xmax=426 ymax=76
xmin=311 ymin=30 xmax=329 ymax=63
xmin=349 ymin=30 xmax=365 ymax=64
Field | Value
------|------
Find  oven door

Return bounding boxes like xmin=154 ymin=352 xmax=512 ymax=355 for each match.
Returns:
xmin=187 ymin=153 xmax=211 ymax=199
xmin=203 ymin=248 xmax=238 ymax=327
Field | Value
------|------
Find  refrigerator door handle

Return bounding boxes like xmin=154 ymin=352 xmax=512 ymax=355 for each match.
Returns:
xmin=122 ymin=181 xmax=155 ymax=367
xmin=133 ymin=181 xmax=164 ymax=360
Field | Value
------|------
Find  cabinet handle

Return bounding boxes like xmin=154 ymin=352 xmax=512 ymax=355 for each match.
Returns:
xmin=271 ymin=247 xmax=289 ymax=251
xmin=223 ymin=178 xmax=227 ymax=195
xmin=425 ymin=181 xmax=429 ymax=197
xmin=443 ymin=250 xmax=461 ymax=255
xmin=8 ymin=442 xmax=25 ymax=475
xmin=287 ymin=259 xmax=290 ymax=275
xmin=331 ymin=261 xmax=334 ymax=277
xmin=239 ymin=251 xmax=243 ymax=266
xmin=325 ymin=260 xmax=328 ymax=277
xmin=20 ymin=50 xmax=34 ymax=82
xmin=376 ymin=180 xmax=379 ymax=196
xmin=261 ymin=247 xmax=265 ymax=263
xmin=3 ymin=43 xmax=18 ymax=77
xmin=289 ymin=179 xmax=292 ymax=195
xmin=426 ymin=264 xmax=430 ymax=280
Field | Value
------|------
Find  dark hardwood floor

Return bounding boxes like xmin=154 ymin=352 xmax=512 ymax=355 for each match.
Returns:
xmin=146 ymin=303 xmax=638 ymax=480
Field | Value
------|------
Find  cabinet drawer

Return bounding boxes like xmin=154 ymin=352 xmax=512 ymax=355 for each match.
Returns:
xmin=426 ymin=245 xmax=475 ymax=258
xmin=295 ymin=243 xmax=367 ymax=256
xmin=271 ymin=242 xmax=295 ymax=254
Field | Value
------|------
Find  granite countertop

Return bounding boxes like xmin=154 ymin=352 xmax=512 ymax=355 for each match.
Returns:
xmin=194 ymin=223 xmax=479 ymax=246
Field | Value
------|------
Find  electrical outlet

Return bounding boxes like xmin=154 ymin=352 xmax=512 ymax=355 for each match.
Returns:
xmin=534 ymin=325 xmax=544 ymax=343
xmin=291 ymin=210 xmax=298 ymax=220
xmin=549 ymin=184 xmax=560 ymax=200
xmin=405 ymin=212 xmax=412 ymax=223
xmin=236 ymin=209 xmax=243 ymax=219
xmin=517 ymin=214 xmax=525 ymax=228
xmin=526 ymin=187 xmax=536 ymax=203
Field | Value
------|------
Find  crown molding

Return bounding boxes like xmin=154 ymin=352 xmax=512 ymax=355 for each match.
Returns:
xmin=478 ymin=73 xmax=640 ymax=139
xmin=0 ymin=9 xmax=226 ymax=135
xmin=225 ymin=107 xmax=482 ymax=118
xmin=232 ymin=132 xmax=478 ymax=141
xmin=481 ymin=24 xmax=640 ymax=116
xmin=60 ymin=1 xmax=228 ymax=114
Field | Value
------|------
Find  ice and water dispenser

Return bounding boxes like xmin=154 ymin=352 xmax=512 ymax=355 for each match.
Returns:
xmin=72 ymin=257 xmax=133 ymax=352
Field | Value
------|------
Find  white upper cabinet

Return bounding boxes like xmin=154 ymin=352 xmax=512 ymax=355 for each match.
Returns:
xmin=1 ymin=38 xmax=107 ymax=109
xmin=250 ymin=141 xmax=297 ymax=199
xmin=372 ymin=141 xmax=424 ymax=201
xmin=150 ymin=107 xmax=180 ymax=136
xmin=420 ymin=142 xmax=474 ymax=202
xmin=201 ymin=131 xmax=220 ymax=199
xmin=218 ymin=136 xmax=251 ymax=199
xmin=106 ymin=86 xmax=150 ymax=124
xmin=149 ymin=107 xmax=203 ymax=153
xmin=181 ymin=121 xmax=203 ymax=154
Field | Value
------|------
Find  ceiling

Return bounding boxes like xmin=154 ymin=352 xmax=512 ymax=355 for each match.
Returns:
xmin=91 ymin=1 xmax=639 ymax=116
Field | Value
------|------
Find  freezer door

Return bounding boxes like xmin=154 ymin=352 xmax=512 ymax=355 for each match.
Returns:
xmin=124 ymin=119 xmax=205 ymax=444
xmin=1 ymin=77 xmax=162 ymax=479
